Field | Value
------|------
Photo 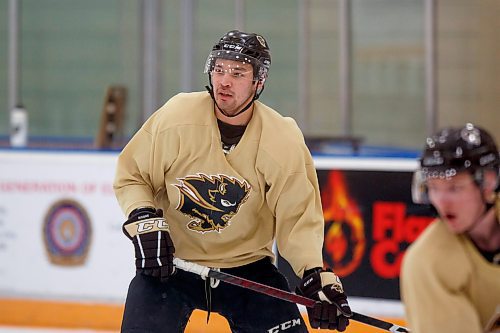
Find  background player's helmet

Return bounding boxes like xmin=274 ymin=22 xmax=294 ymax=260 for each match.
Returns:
xmin=204 ymin=30 xmax=271 ymax=82
xmin=412 ymin=123 xmax=500 ymax=204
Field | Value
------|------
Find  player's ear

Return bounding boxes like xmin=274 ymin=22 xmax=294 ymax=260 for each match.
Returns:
xmin=483 ymin=170 xmax=498 ymax=203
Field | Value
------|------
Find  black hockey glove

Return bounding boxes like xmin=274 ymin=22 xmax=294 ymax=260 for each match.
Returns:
xmin=296 ymin=268 xmax=352 ymax=331
xmin=122 ymin=207 xmax=175 ymax=282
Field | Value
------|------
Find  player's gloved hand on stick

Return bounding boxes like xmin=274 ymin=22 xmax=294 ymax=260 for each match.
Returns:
xmin=296 ymin=268 xmax=352 ymax=331
xmin=122 ymin=207 xmax=175 ymax=282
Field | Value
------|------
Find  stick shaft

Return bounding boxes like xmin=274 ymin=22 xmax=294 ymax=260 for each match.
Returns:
xmin=206 ymin=269 xmax=316 ymax=307
xmin=173 ymin=258 xmax=409 ymax=332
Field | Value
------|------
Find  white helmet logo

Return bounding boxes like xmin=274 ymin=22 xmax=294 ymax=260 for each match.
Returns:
xmin=256 ymin=35 xmax=267 ymax=48
xmin=460 ymin=123 xmax=481 ymax=146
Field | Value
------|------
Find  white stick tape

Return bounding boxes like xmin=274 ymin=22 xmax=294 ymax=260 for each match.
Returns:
xmin=173 ymin=258 xmax=210 ymax=279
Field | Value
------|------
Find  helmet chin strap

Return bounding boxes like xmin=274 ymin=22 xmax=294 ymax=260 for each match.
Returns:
xmin=484 ymin=191 xmax=499 ymax=220
xmin=205 ymin=75 xmax=265 ymax=118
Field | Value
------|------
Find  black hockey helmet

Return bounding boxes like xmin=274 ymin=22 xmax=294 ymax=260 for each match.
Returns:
xmin=412 ymin=123 xmax=500 ymax=204
xmin=204 ymin=30 xmax=271 ymax=82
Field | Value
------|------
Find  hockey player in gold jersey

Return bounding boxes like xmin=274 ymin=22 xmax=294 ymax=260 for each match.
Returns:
xmin=401 ymin=123 xmax=500 ymax=333
xmin=114 ymin=30 xmax=352 ymax=332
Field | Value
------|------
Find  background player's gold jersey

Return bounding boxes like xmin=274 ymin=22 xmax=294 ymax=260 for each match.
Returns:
xmin=401 ymin=220 xmax=500 ymax=333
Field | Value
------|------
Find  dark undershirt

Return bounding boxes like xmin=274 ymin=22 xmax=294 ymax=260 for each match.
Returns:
xmin=477 ymin=246 xmax=500 ymax=265
xmin=217 ymin=119 xmax=247 ymax=153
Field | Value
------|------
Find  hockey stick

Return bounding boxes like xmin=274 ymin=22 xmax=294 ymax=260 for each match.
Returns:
xmin=173 ymin=258 xmax=410 ymax=332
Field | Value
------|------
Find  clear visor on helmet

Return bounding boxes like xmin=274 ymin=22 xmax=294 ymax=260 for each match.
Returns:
xmin=204 ymin=50 xmax=268 ymax=81
xmin=411 ymin=166 xmax=459 ymax=204
xmin=411 ymin=169 xmax=429 ymax=204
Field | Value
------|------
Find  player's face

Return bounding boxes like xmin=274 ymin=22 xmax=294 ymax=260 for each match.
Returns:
xmin=427 ymin=172 xmax=486 ymax=233
xmin=211 ymin=59 xmax=257 ymax=116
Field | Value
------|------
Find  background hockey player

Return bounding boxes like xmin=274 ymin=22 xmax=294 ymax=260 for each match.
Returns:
xmin=401 ymin=123 xmax=500 ymax=333
xmin=114 ymin=30 xmax=352 ymax=332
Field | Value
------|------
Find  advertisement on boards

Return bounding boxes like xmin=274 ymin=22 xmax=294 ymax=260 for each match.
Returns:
xmin=279 ymin=160 xmax=435 ymax=301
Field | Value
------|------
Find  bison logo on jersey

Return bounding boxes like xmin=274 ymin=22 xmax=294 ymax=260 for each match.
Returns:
xmin=174 ymin=173 xmax=250 ymax=233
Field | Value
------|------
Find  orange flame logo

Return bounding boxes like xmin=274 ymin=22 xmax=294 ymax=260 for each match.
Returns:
xmin=322 ymin=171 xmax=365 ymax=277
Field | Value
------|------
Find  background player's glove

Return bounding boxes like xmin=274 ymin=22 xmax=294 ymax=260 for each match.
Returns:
xmin=296 ymin=268 xmax=352 ymax=331
xmin=122 ymin=207 xmax=175 ymax=282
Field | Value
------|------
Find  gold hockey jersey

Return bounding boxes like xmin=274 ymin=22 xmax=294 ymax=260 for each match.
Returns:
xmin=401 ymin=219 xmax=500 ymax=333
xmin=113 ymin=91 xmax=325 ymax=278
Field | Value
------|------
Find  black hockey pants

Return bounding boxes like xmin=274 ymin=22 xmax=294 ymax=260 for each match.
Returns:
xmin=121 ymin=257 xmax=308 ymax=333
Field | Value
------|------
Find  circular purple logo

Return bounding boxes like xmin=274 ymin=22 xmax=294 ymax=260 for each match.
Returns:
xmin=43 ymin=199 xmax=92 ymax=265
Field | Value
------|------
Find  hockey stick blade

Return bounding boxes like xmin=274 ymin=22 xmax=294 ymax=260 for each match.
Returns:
xmin=173 ymin=258 xmax=410 ymax=332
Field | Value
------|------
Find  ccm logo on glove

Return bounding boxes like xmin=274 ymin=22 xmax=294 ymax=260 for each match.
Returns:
xmin=124 ymin=218 xmax=169 ymax=237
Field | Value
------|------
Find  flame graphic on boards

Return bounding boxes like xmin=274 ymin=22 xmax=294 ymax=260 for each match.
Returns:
xmin=321 ymin=171 xmax=365 ymax=277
